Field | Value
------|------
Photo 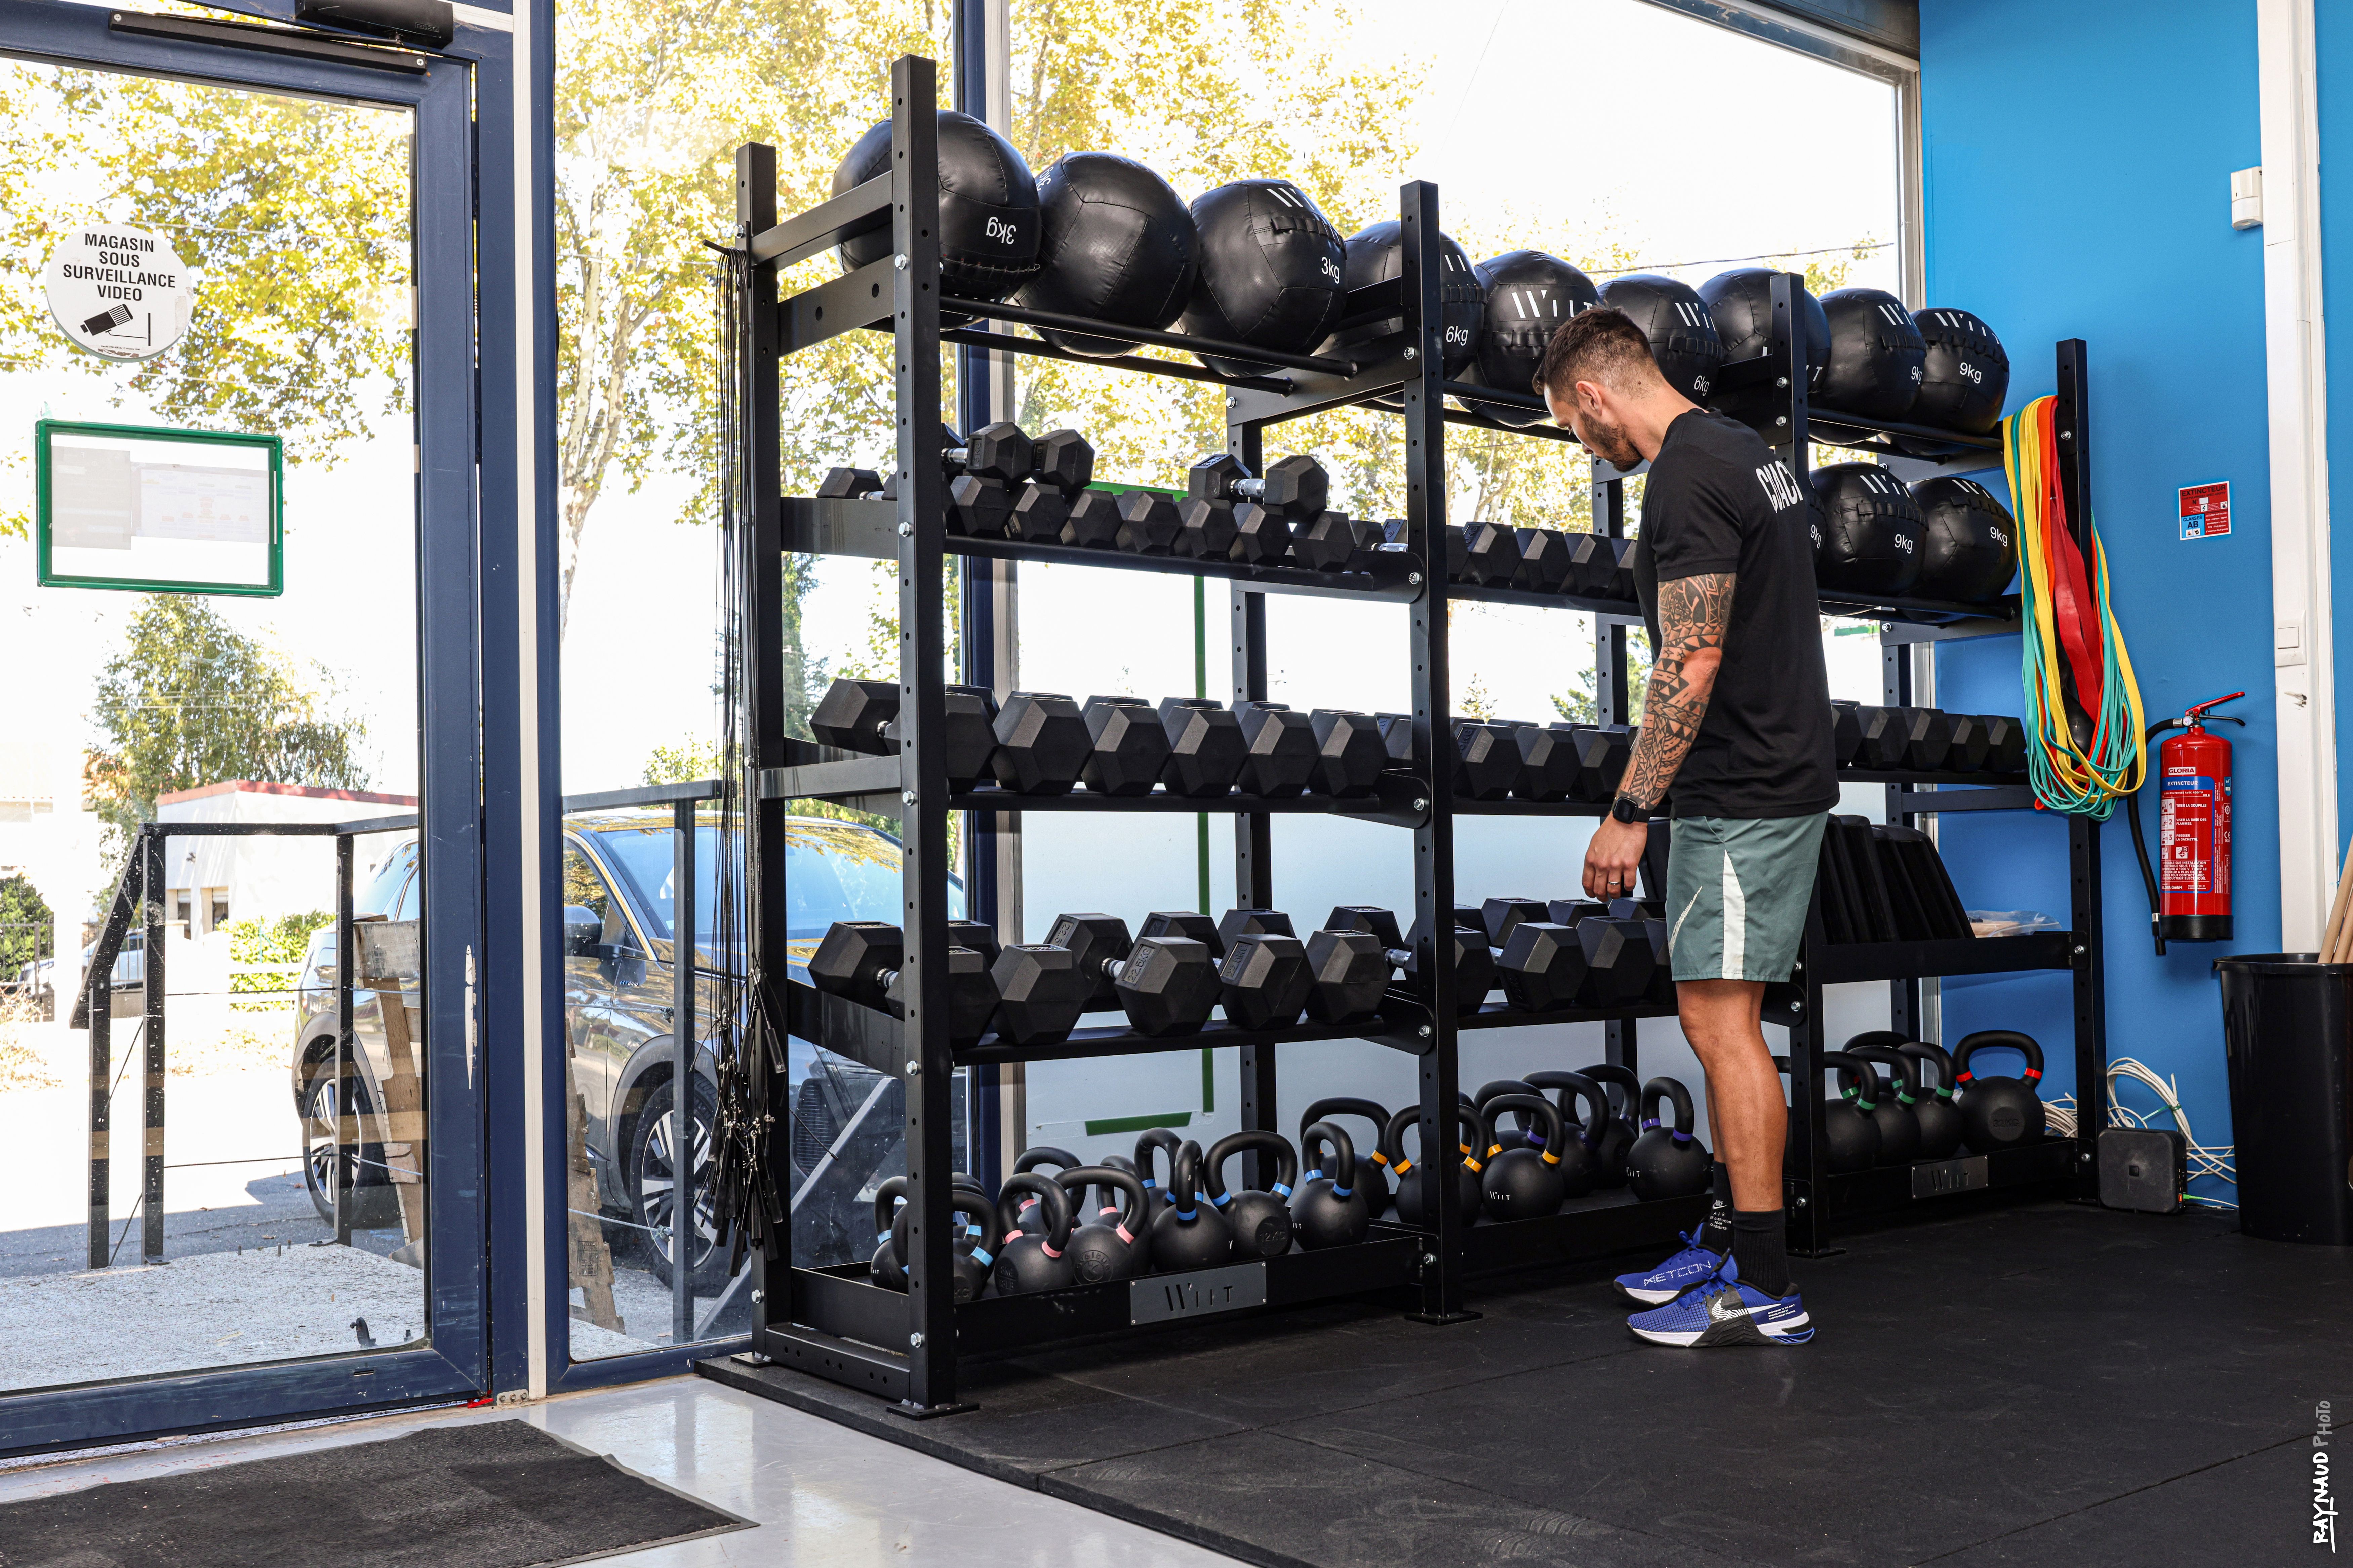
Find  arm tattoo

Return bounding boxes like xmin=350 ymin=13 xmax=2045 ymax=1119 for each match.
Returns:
xmin=1617 ymin=572 xmax=1734 ymax=813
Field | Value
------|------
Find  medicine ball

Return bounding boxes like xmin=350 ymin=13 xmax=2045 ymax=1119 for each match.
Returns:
xmin=1595 ymin=274 xmax=1723 ymax=404
xmin=1460 ymin=250 xmax=1599 ymax=427
xmin=1817 ymin=288 xmax=1925 ymax=421
xmin=1812 ymin=462 xmax=1922 ymax=595
xmin=1911 ymin=307 xmax=2010 ymax=434
xmin=1179 ymin=178 xmax=1347 ymax=380
xmin=1013 ymin=153 xmax=1197 ymax=359
xmin=835 ymin=111 xmax=1038 ymax=301
xmin=1695 ymin=267 xmax=1828 ymax=429
xmin=1911 ymin=476 xmax=2016 ymax=602
xmin=1322 ymin=221 xmax=1485 ymax=377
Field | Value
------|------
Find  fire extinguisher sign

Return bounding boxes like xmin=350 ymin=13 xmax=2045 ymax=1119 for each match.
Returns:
xmin=2179 ymin=480 xmax=2231 ymax=540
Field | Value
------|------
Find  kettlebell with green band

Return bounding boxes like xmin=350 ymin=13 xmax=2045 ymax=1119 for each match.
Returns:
xmin=1896 ymin=1040 xmax=1964 ymax=1159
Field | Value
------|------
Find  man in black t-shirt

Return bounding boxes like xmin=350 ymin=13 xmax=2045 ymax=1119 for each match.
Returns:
xmin=1533 ymin=306 xmax=1837 ymax=1348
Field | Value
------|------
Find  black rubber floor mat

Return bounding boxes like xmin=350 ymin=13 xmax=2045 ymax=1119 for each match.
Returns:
xmin=0 ymin=1419 xmax=754 ymax=1568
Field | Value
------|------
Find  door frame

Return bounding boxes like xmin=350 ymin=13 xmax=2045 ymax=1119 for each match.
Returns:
xmin=0 ymin=0 xmax=513 ymax=1454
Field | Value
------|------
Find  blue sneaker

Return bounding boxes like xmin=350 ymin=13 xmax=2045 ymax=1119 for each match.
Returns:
xmin=1626 ymin=1257 xmax=1812 ymax=1347
xmin=1613 ymin=1230 xmax=1726 ymax=1305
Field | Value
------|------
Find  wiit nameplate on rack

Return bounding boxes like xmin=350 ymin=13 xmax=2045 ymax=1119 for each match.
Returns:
xmin=1910 ymin=1154 xmax=1990 ymax=1199
xmin=1130 ymin=1261 xmax=1268 ymax=1325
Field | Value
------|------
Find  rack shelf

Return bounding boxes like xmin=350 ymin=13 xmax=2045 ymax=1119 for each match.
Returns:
xmin=722 ymin=55 xmax=2103 ymax=1414
xmin=781 ymin=495 xmax=2020 ymax=630
xmin=784 ymin=975 xmax=1674 ymax=1075
xmin=1804 ymin=932 xmax=2075 ymax=986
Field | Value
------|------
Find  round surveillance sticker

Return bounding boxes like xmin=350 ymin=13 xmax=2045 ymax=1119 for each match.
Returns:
xmin=45 ymin=224 xmax=196 ymax=361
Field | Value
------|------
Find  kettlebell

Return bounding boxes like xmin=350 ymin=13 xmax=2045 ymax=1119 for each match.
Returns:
xmin=1524 ymin=1069 xmax=1609 ymax=1199
xmin=1147 ymin=1140 xmax=1233 ymax=1271
xmin=1300 ymin=1097 xmax=1391 ymax=1217
xmin=1474 ymin=1078 xmax=1544 ymax=1152
xmin=1134 ymin=1127 xmax=1184 ymax=1223
xmin=872 ymin=1172 xmax=991 ymax=1291
xmin=1896 ymin=1040 xmax=1965 ymax=1159
xmin=1383 ymin=1103 xmax=1483 ymax=1227
xmin=1204 ymin=1130 xmax=1299 ymax=1260
xmin=1953 ymin=1029 xmax=2048 ymax=1151
xmin=870 ymin=1174 xmax=913 ymax=1290
xmin=1478 ymin=1092 xmax=1569 ymax=1221
xmin=1625 ymin=1076 xmax=1710 ymax=1200
xmin=1568 ymin=1063 xmax=1643 ymax=1188
xmin=1843 ymin=1044 xmax=1922 ymax=1166
xmin=1292 ymin=1119 xmax=1371 ymax=1249
xmin=1009 ymin=1144 xmax=1082 ymax=1224
xmin=1782 ymin=1053 xmax=1881 ymax=1172
xmin=1056 ymin=1163 xmax=1150 ymax=1283
xmin=991 ymin=1172 xmax=1076 ymax=1294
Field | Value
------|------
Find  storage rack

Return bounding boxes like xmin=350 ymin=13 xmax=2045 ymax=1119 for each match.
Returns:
xmin=724 ymin=54 xmax=2104 ymax=1413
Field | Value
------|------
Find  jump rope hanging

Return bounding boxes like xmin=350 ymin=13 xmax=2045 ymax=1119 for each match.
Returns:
xmin=2001 ymin=395 xmax=2146 ymax=820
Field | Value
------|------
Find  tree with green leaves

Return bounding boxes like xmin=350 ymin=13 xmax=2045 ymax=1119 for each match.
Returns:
xmin=0 ymin=875 xmax=52 ymax=977
xmin=0 ymin=60 xmax=411 ymax=534
xmin=86 ymin=596 xmax=370 ymax=850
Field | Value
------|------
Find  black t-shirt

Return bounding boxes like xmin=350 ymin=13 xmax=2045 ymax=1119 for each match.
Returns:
xmin=1629 ymin=410 xmax=1838 ymax=819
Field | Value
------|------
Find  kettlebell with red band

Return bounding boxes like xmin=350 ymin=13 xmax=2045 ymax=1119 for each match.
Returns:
xmin=1055 ymin=1163 xmax=1150 ymax=1283
xmin=992 ymin=1173 xmax=1076 ymax=1294
xmin=1953 ymin=1029 xmax=2047 ymax=1152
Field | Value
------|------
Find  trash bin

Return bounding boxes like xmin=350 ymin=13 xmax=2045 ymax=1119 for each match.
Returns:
xmin=2215 ymin=953 xmax=2353 ymax=1244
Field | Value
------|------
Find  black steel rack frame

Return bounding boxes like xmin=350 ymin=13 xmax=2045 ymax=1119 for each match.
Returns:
xmin=723 ymin=55 xmax=2103 ymax=1412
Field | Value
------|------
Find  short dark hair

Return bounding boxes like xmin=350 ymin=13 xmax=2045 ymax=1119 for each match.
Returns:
xmin=1531 ymin=306 xmax=1661 ymax=400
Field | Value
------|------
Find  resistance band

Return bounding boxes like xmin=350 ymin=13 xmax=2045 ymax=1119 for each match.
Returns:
xmin=2001 ymin=396 xmax=2146 ymax=819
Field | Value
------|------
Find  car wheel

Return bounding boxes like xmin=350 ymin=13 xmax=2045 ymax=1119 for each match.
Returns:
xmin=299 ymin=1058 xmax=401 ymax=1229
xmin=630 ymin=1074 xmax=728 ymax=1294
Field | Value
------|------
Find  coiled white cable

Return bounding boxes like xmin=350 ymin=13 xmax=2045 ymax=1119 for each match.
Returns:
xmin=2047 ymin=1059 xmax=2236 ymax=1209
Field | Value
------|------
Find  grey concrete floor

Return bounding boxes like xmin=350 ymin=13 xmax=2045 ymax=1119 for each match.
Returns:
xmin=0 ymin=1374 xmax=1242 ymax=1565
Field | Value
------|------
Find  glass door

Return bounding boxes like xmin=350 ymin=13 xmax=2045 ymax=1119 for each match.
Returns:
xmin=0 ymin=1 xmax=485 ymax=1453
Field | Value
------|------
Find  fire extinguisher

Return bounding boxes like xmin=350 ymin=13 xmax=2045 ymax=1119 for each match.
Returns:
xmin=2126 ymin=692 xmax=2246 ymax=955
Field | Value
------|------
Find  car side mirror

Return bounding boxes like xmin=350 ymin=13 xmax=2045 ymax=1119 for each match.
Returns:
xmin=562 ymin=907 xmax=602 ymax=958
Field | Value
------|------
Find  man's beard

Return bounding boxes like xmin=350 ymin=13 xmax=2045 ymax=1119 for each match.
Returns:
xmin=1581 ymin=412 xmax=1641 ymax=470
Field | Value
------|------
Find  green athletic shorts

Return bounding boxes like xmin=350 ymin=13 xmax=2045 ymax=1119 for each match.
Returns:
xmin=1664 ymin=814 xmax=1828 ymax=983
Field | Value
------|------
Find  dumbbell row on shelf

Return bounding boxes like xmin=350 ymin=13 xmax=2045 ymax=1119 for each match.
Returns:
xmin=1834 ymin=703 xmax=2027 ymax=775
xmin=805 ymin=893 xmax=1675 ymax=1050
xmin=809 ymin=675 xmax=1641 ymax=803
xmin=817 ymin=425 xmax=1642 ymax=601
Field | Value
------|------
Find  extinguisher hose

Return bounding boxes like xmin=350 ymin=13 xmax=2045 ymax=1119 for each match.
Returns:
xmin=2126 ymin=720 xmax=2181 ymax=957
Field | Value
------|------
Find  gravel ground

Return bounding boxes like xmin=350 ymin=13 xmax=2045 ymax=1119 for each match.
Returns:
xmin=0 ymin=1244 xmax=431 ymax=1392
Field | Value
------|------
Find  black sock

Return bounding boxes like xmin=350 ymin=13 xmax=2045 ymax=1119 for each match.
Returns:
xmin=1729 ymin=1208 xmax=1790 ymax=1297
xmin=1696 ymin=1162 xmax=1733 ymax=1253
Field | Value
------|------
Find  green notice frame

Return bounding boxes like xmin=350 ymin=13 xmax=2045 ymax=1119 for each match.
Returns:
xmin=35 ymin=418 xmax=283 ymax=596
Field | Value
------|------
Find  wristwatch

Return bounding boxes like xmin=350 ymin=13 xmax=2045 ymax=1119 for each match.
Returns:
xmin=1609 ymin=795 xmax=1648 ymax=825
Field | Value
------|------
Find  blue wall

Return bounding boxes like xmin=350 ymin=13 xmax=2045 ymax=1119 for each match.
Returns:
xmin=1919 ymin=0 xmax=2271 ymax=1189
